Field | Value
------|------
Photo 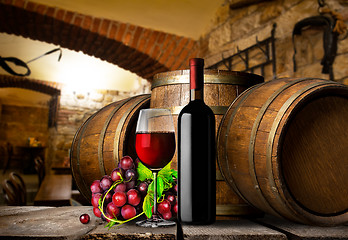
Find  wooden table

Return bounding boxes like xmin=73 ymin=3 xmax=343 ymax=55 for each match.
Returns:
xmin=34 ymin=174 xmax=72 ymax=206
xmin=0 ymin=206 xmax=348 ymax=239
xmin=51 ymin=162 xmax=71 ymax=174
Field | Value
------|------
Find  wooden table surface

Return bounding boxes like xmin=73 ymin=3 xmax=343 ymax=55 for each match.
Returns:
xmin=34 ymin=174 xmax=72 ymax=206
xmin=0 ymin=206 xmax=348 ymax=239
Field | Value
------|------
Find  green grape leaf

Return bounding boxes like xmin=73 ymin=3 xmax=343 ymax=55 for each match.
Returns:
xmin=137 ymin=161 xmax=178 ymax=220
xmin=160 ymin=175 xmax=173 ymax=192
xmin=157 ymin=176 xmax=165 ymax=197
xmin=137 ymin=162 xmax=153 ymax=181
xmin=158 ymin=161 xmax=177 ymax=184
xmin=171 ymin=169 xmax=178 ymax=179
xmin=147 ymin=176 xmax=166 ymax=200
xmin=143 ymin=190 xmax=154 ymax=218
xmin=158 ymin=162 xmax=172 ymax=178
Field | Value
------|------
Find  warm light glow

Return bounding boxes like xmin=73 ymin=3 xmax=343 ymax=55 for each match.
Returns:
xmin=0 ymin=33 xmax=145 ymax=92
xmin=51 ymin=50 xmax=143 ymax=92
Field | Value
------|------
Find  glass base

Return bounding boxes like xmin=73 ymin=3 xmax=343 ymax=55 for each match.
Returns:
xmin=136 ymin=218 xmax=176 ymax=228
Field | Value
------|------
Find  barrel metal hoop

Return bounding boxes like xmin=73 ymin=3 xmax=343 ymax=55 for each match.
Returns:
xmin=151 ymin=74 xmax=263 ymax=89
xmin=222 ymin=83 xmax=266 ymax=205
xmin=98 ymin=98 xmax=134 ymax=176
xmin=266 ymin=80 xmax=339 ymax=218
xmin=248 ymin=78 xmax=310 ymax=216
xmin=113 ymin=94 xmax=150 ymax=167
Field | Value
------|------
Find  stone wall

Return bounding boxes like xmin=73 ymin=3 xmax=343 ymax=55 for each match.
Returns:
xmin=47 ymin=78 xmax=151 ymax=173
xmin=201 ymin=0 xmax=348 ymax=84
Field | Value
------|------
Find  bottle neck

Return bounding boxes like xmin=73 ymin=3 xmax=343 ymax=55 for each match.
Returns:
xmin=190 ymin=89 xmax=203 ymax=101
xmin=189 ymin=58 xmax=204 ymax=102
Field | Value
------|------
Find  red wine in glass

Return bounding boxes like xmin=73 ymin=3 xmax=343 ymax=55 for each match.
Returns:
xmin=135 ymin=132 xmax=175 ymax=170
xmin=135 ymin=108 xmax=176 ymax=228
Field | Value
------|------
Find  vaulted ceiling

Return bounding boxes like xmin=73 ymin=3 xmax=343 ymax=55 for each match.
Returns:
xmin=0 ymin=0 xmax=224 ymax=93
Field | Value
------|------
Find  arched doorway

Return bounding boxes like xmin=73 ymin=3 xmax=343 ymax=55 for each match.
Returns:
xmin=0 ymin=75 xmax=60 ymax=173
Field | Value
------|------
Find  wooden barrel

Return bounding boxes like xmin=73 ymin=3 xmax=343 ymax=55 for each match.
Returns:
xmin=151 ymin=69 xmax=264 ymax=163
xmin=217 ymin=78 xmax=348 ymax=226
xmin=151 ymin=69 xmax=264 ymax=123
xmin=70 ymin=94 xmax=150 ymax=201
xmin=151 ymin=69 xmax=264 ymax=217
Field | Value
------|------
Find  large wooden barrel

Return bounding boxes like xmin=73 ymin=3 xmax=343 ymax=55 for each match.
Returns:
xmin=151 ymin=69 xmax=264 ymax=128
xmin=151 ymin=69 xmax=263 ymax=166
xmin=217 ymin=78 xmax=348 ymax=226
xmin=70 ymin=95 xmax=150 ymax=201
xmin=151 ymin=69 xmax=263 ymax=217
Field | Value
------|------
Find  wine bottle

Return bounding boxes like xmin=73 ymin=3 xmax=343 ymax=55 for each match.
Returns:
xmin=178 ymin=58 xmax=216 ymax=224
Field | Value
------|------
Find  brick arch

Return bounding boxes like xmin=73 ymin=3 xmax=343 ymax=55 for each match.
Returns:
xmin=0 ymin=74 xmax=61 ymax=127
xmin=0 ymin=0 xmax=200 ymax=81
xmin=0 ymin=74 xmax=61 ymax=96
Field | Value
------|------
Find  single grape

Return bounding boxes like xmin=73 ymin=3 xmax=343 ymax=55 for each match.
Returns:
xmin=114 ymin=182 xmax=127 ymax=192
xmin=106 ymin=202 xmax=120 ymax=218
xmin=125 ymin=169 xmax=138 ymax=181
xmin=90 ymin=180 xmax=102 ymax=194
xmin=103 ymin=190 xmax=114 ymax=204
xmin=165 ymin=192 xmax=176 ymax=206
xmin=173 ymin=202 xmax=178 ymax=214
xmin=121 ymin=204 xmax=136 ymax=220
xmin=161 ymin=211 xmax=172 ymax=220
xmin=127 ymin=189 xmax=141 ymax=206
xmin=110 ymin=167 xmax=124 ymax=182
xmin=119 ymin=156 xmax=134 ymax=170
xmin=100 ymin=175 xmax=113 ymax=191
xmin=137 ymin=182 xmax=148 ymax=195
xmin=125 ymin=180 xmax=136 ymax=190
xmin=158 ymin=199 xmax=171 ymax=215
xmin=80 ymin=213 xmax=90 ymax=224
xmin=93 ymin=207 xmax=102 ymax=218
xmin=91 ymin=193 xmax=102 ymax=208
xmin=112 ymin=191 xmax=127 ymax=207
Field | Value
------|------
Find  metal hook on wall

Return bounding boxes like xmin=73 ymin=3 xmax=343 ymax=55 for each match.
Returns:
xmin=0 ymin=47 xmax=62 ymax=77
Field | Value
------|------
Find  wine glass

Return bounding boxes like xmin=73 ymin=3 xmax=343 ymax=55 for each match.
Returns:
xmin=135 ymin=109 xmax=176 ymax=228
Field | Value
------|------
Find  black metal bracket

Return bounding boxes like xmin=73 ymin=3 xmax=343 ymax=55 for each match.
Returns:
xmin=208 ymin=23 xmax=277 ymax=79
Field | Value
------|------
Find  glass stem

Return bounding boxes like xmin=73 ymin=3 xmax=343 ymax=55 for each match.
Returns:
xmin=153 ymin=171 xmax=158 ymax=218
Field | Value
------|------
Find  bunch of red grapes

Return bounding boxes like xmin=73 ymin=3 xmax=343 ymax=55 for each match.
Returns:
xmin=90 ymin=156 xmax=178 ymax=223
